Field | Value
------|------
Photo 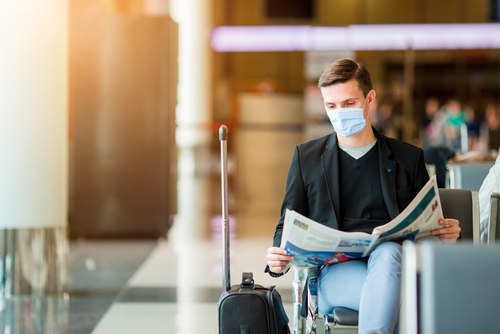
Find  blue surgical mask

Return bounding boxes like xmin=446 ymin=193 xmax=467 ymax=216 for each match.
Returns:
xmin=327 ymin=98 xmax=369 ymax=137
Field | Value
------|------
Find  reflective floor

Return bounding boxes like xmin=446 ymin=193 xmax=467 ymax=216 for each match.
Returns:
xmin=0 ymin=237 xmax=294 ymax=333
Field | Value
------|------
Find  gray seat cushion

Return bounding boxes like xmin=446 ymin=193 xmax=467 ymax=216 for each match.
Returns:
xmin=327 ymin=307 xmax=358 ymax=326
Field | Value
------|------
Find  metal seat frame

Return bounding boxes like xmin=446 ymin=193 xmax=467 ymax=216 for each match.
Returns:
xmin=292 ymin=267 xmax=357 ymax=334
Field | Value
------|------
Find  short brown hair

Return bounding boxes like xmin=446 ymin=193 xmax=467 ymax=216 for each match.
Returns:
xmin=318 ymin=59 xmax=373 ymax=97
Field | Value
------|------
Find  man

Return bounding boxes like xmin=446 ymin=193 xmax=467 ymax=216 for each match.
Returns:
xmin=479 ymin=153 xmax=500 ymax=244
xmin=266 ymin=59 xmax=461 ymax=334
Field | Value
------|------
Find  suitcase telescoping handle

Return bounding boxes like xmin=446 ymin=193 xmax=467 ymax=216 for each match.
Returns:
xmin=219 ymin=125 xmax=231 ymax=292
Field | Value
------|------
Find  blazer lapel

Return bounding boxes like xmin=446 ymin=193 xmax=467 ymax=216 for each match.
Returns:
xmin=322 ymin=133 xmax=340 ymax=228
xmin=377 ymin=134 xmax=399 ymax=219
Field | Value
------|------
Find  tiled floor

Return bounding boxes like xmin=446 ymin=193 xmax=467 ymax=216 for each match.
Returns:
xmin=0 ymin=237 xmax=299 ymax=334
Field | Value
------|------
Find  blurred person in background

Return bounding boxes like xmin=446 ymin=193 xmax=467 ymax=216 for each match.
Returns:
xmin=485 ymin=103 xmax=500 ymax=152
xmin=420 ymin=97 xmax=442 ymax=147
xmin=439 ymin=98 xmax=468 ymax=152
xmin=465 ymin=105 xmax=487 ymax=151
xmin=373 ymin=99 xmax=401 ymax=140
xmin=485 ymin=104 xmax=500 ymax=130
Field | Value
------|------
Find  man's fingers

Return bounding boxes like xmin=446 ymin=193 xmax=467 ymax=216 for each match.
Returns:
xmin=267 ymin=246 xmax=290 ymax=256
xmin=437 ymin=231 xmax=460 ymax=238
xmin=267 ymin=246 xmax=294 ymax=274
xmin=267 ymin=247 xmax=294 ymax=261
xmin=432 ymin=228 xmax=461 ymax=236
xmin=266 ymin=253 xmax=294 ymax=262
xmin=439 ymin=219 xmax=460 ymax=226
xmin=432 ymin=226 xmax=461 ymax=236
xmin=432 ymin=219 xmax=461 ymax=244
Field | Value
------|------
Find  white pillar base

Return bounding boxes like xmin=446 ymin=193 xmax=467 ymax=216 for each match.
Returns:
xmin=0 ymin=226 xmax=68 ymax=298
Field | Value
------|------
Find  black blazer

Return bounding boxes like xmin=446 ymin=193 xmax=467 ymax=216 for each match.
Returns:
xmin=272 ymin=128 xmax=430 ymax=247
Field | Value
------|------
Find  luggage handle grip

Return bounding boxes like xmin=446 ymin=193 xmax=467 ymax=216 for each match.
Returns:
xmin=219 ymin=125 xmax=228 ymax=141
xmin=241 ymin=272 xmax=254 ymax=289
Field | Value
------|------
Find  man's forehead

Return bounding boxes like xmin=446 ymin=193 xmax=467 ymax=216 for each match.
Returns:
xmin=321 ymin=81 xmax=364 ymax=102
xmin=321 ymin=79 xmax=363 ymax=92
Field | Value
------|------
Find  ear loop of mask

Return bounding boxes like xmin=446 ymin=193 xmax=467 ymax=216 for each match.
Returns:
xmin=364 ymin=92 xmax=371 ymax=122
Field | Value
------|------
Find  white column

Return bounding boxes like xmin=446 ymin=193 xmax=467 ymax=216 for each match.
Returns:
xmin=170 ymin=1 xmax=214 ymax=332
xmin=170 ymin=0 xmax=213 ymax=242
xmin=0 ymin=1 xmax=68 ymax=297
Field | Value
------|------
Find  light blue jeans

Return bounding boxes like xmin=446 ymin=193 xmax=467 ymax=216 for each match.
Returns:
xmin=318 ymin=242 xmax=402 ymax=334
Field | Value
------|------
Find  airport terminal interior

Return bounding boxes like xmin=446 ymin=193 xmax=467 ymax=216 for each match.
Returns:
xmin=3 ymin=0 xmax=500 ymax=333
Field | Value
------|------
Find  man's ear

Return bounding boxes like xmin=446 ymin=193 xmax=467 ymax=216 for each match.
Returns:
xmin=368 ymin=90 xmax=376 ymax=106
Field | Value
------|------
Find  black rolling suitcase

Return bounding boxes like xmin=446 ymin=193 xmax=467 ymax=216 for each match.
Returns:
xmin=217 ymin=125 xmax=290 ymax=334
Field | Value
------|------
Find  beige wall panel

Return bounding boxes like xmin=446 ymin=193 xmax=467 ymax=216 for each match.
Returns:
xmin=465 ymin=0 xmax=488 ymax=22
xmin=236 ymin=93 xmax=304 ymax=237
xmin=318 ymin=0 xmax=486 ymax=25
xmin=317 ymin=0 xmax=357 ymax=26
xmin=231 ymin=52 xmax=305 ymax=93
xmin=367 ymin=0 xmax=417 ymax=24
xmin=216 ymin=0 xmax=489 ymax=26
xmin=237 ymin=130 xmax=296 ymax=199
xmin=232 ymin=0 xmax=259 ymax=25
xmin=232 ymin=52 xmax=282 ymax=81
xmin=425 ymin=0 xmax=462 ymax=23
xmin=239 ymin=93 xmax=305 ymax=124
xmin=286 ymin=52 xmax=307 ymax=92
xmin=236 ymin=129 xmax=301 ymax=237
xmin=213 ymin=0 xmax=227 ymax=25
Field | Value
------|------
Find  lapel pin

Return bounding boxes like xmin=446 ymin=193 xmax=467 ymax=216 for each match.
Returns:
xmin=385 ymin=168 xmax=392 ymax=173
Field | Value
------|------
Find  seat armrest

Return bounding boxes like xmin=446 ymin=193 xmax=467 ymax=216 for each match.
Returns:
xmin=472 ymin=191 xmax=480 ymax=245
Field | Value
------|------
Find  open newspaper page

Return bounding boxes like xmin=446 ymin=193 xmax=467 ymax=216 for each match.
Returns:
xmin=279 ymin=210 xmax=378 ymax=268
xmin=367 ymin=175 xmax=443 ymax=252
xmin=279 ymin=176 xmax=444 ymax=267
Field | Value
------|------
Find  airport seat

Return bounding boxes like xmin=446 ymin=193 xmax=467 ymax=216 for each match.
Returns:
xmin=291 ymin=188 xmax=479 ymax=333
xmin=401 ymin=241 xmax=500 ymax=334
xmin=487 ymin=192 xmax=500 ymax=245
xmin=446 ymin=162 xmax=494 ymax=191
xmin=439 ymin=188 xmax=480 ymax=244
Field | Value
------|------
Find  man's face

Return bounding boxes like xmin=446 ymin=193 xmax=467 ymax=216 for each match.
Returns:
xmin=320 ymin=79 xmax=372 ymax=119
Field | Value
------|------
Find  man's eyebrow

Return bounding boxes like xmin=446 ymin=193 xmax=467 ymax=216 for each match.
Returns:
xmin=342 ymin=98 xmax=358 ymax=103
xmin=325 ymin=98 xmax=358 ymax=105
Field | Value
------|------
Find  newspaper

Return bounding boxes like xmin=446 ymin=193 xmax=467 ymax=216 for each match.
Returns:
xmin=280 ymin=176 xmax=443 ymax=267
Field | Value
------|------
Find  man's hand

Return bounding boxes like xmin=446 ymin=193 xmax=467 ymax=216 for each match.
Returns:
xmin=266 ymin=247 xmax=294 ymax=273
xmin=431 ymin=218 xmax=461 ymax=244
